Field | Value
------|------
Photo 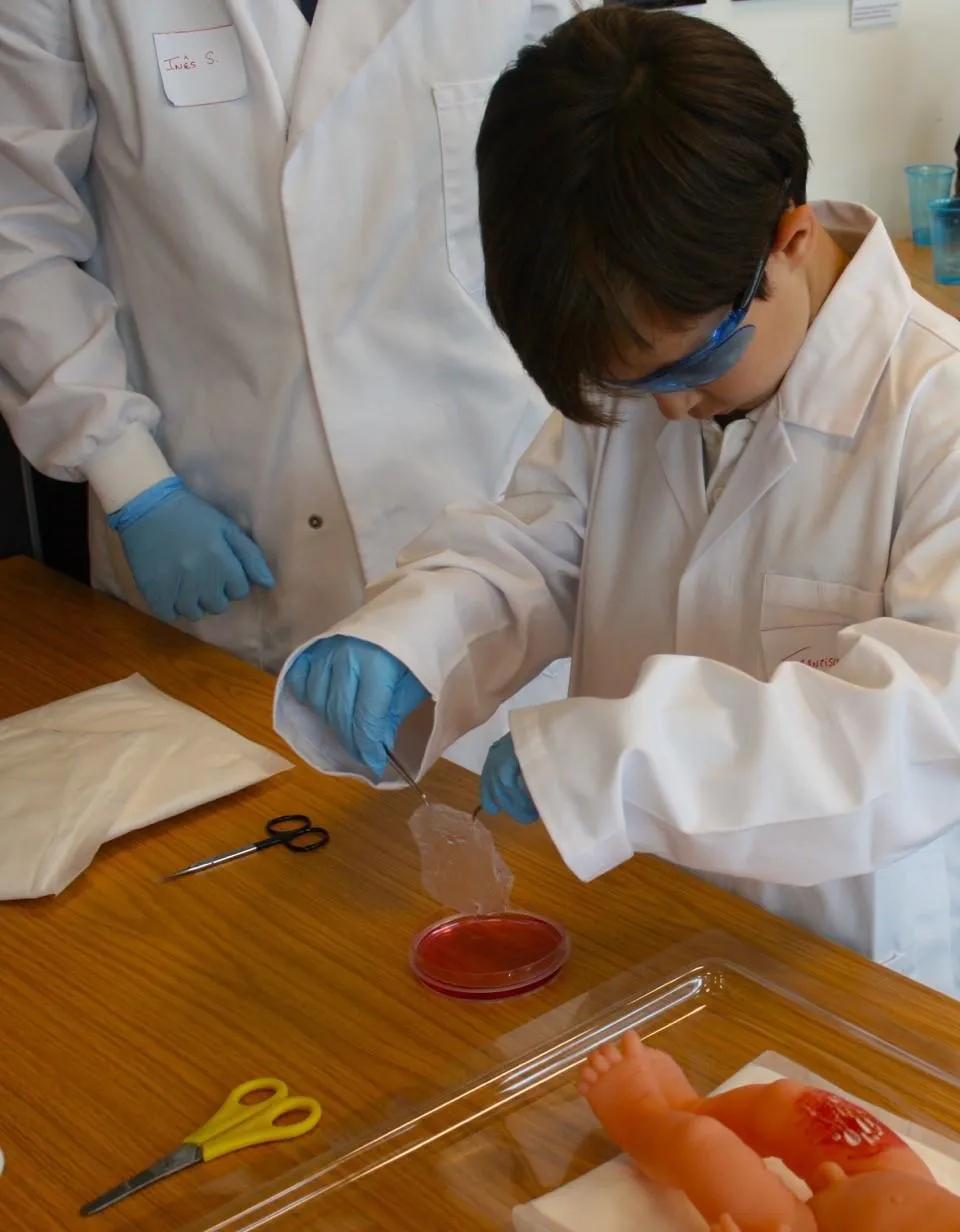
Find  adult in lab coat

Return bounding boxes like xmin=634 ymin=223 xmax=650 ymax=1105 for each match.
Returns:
xmin=0 ymin=0 xmax=574 ymax=768
xmin=275 ymin=204 xmax=960 ymax=998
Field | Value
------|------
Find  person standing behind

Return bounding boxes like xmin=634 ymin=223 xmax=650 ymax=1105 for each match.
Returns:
xmin=0 ymin=1 xmax=578 ymax=768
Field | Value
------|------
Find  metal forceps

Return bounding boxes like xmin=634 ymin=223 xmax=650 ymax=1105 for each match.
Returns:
xmin=163 ymin=814 xmax=330 ymax=881
xmin=384 ymin=747 xmax=432 ymax=809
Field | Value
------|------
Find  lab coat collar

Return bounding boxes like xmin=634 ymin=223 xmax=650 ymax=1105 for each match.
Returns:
xmin=776 ymin=201 xmax=914 ymax=439
xmin=286 ymin=0 xmax=415 ymax=150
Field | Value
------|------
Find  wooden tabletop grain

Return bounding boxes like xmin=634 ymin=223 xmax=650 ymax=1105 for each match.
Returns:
xmin=1 ymin=557 xmax=958 ymax=1232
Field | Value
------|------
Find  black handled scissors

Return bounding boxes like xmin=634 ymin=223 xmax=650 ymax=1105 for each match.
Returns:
xmin=163 ymin=815 xmax=330 ymax=881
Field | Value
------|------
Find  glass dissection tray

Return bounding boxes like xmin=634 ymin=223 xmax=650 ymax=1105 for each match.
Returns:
xmin=192 ymin=933 xmax=960 ymax=1232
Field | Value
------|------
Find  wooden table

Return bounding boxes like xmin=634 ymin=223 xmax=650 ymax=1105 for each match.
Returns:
xmin=1 ymin=557 xmax=959 ymax=1232
xmin=896 ymin=236 xmax=960 ymax=317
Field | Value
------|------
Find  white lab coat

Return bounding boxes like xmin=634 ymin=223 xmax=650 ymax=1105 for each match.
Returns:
xmin=276 ymin=204 xmax=960 ymax=996
xmin=0 ymin=0 xmax=574 ymax=766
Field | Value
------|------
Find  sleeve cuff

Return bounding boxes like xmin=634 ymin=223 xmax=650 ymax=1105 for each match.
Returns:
xmin=273 ymin=637 xmax=374 ymax=780
xmin=510 ymin=703 xmax=634 ymax=882
xmin=82 ymin=423 xmax=175 ymax=513
xmin=272 ymin=633 xmax=437 ymax=785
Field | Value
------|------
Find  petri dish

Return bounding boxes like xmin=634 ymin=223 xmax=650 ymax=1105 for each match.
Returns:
xmin=410 ymin=910 xmax=570 ymax=1000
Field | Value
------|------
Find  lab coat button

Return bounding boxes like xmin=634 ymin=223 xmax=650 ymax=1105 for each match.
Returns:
xmin=308 ymin=514 xmax=324 ymax=529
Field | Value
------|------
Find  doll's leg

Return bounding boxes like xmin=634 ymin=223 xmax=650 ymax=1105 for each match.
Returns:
xmin=579 ymin=1036 xmax=815 ymax=1232
xmin=578 ymin=1031 xmax=699 ymax=1112
xmin=697 ymin=1082 xmax=934 ymax=1186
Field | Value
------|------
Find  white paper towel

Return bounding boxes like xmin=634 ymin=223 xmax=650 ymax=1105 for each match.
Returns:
xmin=513 ymin=1052 xmax=960 ymax=1232
xmin=0 ymin=675 xmax=292 ymax=899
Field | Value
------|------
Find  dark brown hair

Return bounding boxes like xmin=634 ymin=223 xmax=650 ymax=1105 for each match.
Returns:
xmin=476 ymin=7 xmax=809 ymax=424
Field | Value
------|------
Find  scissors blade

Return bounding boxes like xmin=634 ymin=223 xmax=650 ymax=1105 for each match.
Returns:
xmin=79 ymin=1143 xmax=201 ymax=1216
xmin=384 ymin=748 xmax=431 ymax=808
xmin=162 ymin=843 xmax=260 ymax=881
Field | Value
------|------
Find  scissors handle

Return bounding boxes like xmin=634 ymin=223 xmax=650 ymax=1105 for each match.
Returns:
xmin=265 ymin=814 xmax=311 ymax=836
xmin=280 ymin=829 xmax=330 ymax=852
xmin=191 ymin=1088 xmax=322 ymax=1163
xmin=264 ymin=814 xmax=330 ymax=853
xmin=184 ymin=1078 xmax=288 ymax=1147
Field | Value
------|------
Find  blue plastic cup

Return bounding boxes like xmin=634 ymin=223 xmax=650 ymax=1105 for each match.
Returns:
xmin=905 ymin=165 xmax=955 ymax=245
xmin=930 ymin=198 xmax=960 ymax=285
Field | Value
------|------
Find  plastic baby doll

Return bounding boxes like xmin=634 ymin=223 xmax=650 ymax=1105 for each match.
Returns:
xmin=578 ymin=1031 xmax=960 ymax=1231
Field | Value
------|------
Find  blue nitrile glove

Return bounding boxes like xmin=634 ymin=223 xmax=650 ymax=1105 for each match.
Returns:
xmin=107 ymin=477 xmax=274 ymax=622
xmin=480 ymin=733 xmax=539 ymax=824
xmin=286 ymin=634 xmax=429 ymax=778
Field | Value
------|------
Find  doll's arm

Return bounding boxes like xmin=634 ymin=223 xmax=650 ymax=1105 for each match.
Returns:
xmin=808 ymin=1164 xmax=960 ymax=1231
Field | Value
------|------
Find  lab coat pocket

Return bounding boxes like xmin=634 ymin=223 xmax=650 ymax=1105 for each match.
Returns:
xmin=433 ymin=78 xmax=497 ymax=298
xmin=759 ymin=574 xmax=884 ymax=681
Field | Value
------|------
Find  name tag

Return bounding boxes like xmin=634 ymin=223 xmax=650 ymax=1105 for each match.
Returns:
xmin=153 ymin=24 xmax=247 ymax=107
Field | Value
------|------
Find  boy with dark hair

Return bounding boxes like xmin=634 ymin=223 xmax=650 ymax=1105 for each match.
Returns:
xmin=477 ymin=6 xmax=811 ymax=428
xmin=277 ymin=8 xmax=960 ymax=995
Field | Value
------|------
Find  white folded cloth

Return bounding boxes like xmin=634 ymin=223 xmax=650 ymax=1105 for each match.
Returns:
xmin=0 ymin=675 xmax=291 ymax=898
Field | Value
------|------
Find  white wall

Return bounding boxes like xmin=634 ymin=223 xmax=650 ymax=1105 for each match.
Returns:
xmin=689 ymin=0 xmax=960 ymax=235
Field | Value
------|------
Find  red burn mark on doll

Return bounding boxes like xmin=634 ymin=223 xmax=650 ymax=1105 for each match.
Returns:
xmin=797 ymin=1089 xmax=905 ymax=1157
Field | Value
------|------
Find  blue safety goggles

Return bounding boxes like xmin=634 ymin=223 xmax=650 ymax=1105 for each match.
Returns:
xmin=606 ymin=251 xmax=768 ymax=397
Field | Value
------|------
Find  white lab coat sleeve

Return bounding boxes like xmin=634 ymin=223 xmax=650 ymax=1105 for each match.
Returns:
xmin=513 ymin=359 xmax=960 ymax=885
xmin=274 ymin=414 xmax=596 ymax=776
xmin=0 ymin=4 xmax=173 ymax=510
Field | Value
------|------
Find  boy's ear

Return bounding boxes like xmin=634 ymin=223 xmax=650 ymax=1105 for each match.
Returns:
xmin=772 ymin=204 xmax=817 ymax=271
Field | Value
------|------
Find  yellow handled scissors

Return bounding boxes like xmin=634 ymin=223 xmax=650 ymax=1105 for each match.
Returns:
xmin=80 ymin=1078 xmax=321 ymax=1217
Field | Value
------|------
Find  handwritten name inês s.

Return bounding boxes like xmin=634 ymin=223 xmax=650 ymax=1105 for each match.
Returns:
xmin=162 ymin=50 xmax=218 ymax=73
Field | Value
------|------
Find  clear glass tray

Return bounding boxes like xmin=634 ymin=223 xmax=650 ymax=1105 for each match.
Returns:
xmin=192 ymin=933 xmax=960 ymax=1232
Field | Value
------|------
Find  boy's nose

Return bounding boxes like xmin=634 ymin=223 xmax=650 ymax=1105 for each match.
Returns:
xmin=653 ymin=389 xmax=704 ymax=420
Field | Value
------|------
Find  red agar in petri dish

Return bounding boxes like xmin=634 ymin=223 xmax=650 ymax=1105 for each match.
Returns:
xmin=410 ymin=911 xmax=569 ymax=1000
